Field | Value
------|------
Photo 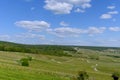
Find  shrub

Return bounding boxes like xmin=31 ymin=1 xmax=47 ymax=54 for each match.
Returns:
xmin=89 ymin=55 xmax=99 ymax=60
xmin=112 ymin=72 xmax=120 ymax=80
xmin=20 ymin=58 xmax=29 ymax=67
xmin=72 ymin=71 xmax=89 ymax=80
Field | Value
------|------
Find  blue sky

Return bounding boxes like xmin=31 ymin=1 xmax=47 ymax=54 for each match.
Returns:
xmin=0 ymin=0 xmax=120 ymax=47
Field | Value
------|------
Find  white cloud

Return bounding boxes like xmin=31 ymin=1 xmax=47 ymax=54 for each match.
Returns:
xmin=87 ymin=27 xmax=106 ymax=35
xmin=44 ymin=0 xmax=73 ymax=14
xmin=81 ymin=3 xmax=91 ymax=9
xmin=100 ymin=5 xmax=118 ymax=20
xmin=15 ymin=20 xmax=50 ymax=31
xmin=109 ymin=27 xmax=120 ymax=31
xmin=47 ymin=27 xmax=85 ymax=37
xmin=108 ymin=11 xmax=119 ymax=15
xmin=54 ymin=27 xmax=83 ymax=34
xmin=100 ymin=11 xmax=119 ymax=19
xmin=100 ymin=14 xmax=112 ymax=19
xmin=44 ymin=0 xmax=91 ymax=14
xmin=74 ymin=8 xmax=85 ymax=13
xmin=60 ymin=21 xmax=69 ymax=27
xmin=47 ymin=27 xmax=106 ymax=37
xmin=107 ymin=6 xmax=115 ymax=10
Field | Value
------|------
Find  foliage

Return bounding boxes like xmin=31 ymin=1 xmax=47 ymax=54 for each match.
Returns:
xmin=0 ymin=41 xmax=75 ymax=56
xmin=111 ymin=72 xmax=120 ymax=80
xmin=89 ymin=55 xmax=99 ymax=60
xmin=73 ymin=71 xmax=89 ymax=80
xmin=20 ymin=58 xmax=29 ymax=66
xmin=0 ymin=41 xmax=120 ymax=57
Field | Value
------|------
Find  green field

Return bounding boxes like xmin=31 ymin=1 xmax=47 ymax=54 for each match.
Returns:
xmin=0 ymin=48 xmax=120 ymax=80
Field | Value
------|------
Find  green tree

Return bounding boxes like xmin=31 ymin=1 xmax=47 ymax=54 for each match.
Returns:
xmin=20 ymin=58 xmax=29 ymax=67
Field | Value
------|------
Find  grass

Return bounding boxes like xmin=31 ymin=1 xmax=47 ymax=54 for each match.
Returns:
xmin=0 ymin=50 xmax=120 ymax=80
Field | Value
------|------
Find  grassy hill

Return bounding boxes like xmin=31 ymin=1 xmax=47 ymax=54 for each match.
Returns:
xmin=0 ymin=41 xmax=120 ymax=56
xmin=0 ymin=41 xmax=120 ymax=80
xmin=0 ymin=50 xmax=120 ymax=80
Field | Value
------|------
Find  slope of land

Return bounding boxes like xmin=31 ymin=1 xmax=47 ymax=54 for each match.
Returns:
xmin=0 ymin=50 xmax=120 ymax=80
xmin=0 ymin=41 xmax=120 ymax=80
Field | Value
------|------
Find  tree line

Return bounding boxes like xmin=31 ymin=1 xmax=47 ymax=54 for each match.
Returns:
xmin=0 ymin=41 xmax=75 ymax=56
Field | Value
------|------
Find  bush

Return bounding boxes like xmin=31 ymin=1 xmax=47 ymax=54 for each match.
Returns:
xmin=112 ymin=72 xmax=120 ymax=80
xmin=20 ymin=58 xmax=29 ymax=67
xmin=89 ymin=55 xmax=99 ymax=60
xmin=72 ymin=71 xmax=89 ymax=80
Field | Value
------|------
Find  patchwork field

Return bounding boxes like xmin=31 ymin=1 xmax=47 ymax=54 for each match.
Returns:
xmin=0 ymin=49 xmax=120 ymax=80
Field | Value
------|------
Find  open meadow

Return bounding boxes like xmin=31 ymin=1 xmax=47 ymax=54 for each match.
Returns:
xmin=0 ymin=48 xmax=120 ymax=80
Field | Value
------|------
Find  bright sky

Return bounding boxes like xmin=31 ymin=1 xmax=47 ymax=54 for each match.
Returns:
xmin=0 ymin=0 xmax=120 ymax=47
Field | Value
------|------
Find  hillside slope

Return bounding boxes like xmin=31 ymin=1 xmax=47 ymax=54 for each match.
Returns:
xmin=0 ymin=41 xmax=120 ymax=56
xmin=0 ymin=41 xmax=75 ymax=56
xmin=0 ymin=51 xmax=120 ymax=80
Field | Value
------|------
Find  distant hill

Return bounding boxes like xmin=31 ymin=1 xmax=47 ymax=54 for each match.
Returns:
xmin=75 ymin=46 xmax=120 ymax=51
xmin=0 ymin=41 xmax=76 ymax=56
xmin=0 ymin=41 xmax=119 ymax=56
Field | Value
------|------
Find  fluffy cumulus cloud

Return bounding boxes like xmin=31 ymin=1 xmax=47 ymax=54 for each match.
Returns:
xmin=87 ymin=27 xmax=106 ymax=34
xmin=15 ymin=20 xmax=50 ymax=31
xmin=44 ymin=0 xmax=92 ymax=14
xmin=100 ymin=5 xmax=119 ymax=19
xmin=109 ymin=27 xmax=120 ymax=31
xmin=100 ymin=11 xmax=119 ymax=19
xmin=100 ymin=14 xmax=112 ymax=19
xmin=47 ymin=27 xmax=84 ymax=37
xmin=44 ymin=0 xmax=73 ymax=14
xmin=47 ymin=27 xmax=106 ymax=37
